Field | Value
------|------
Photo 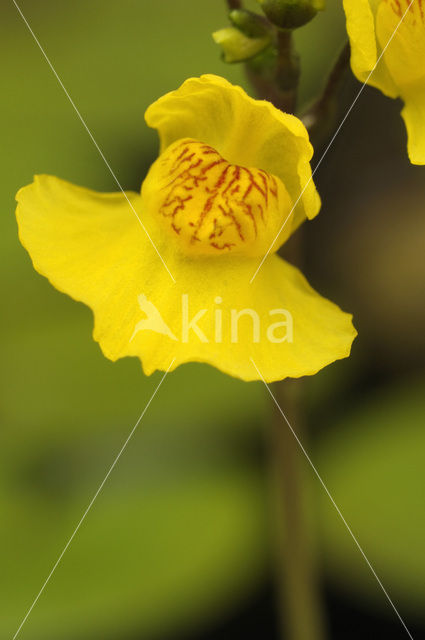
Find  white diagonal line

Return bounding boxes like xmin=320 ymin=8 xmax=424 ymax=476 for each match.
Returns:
xmin=250 ymin=0 xmax=416 ymax=284
xmin=12 ymin=0 xmax=176 ymax=284
xmin=250 ymin=358 xmax=414 ymax=640
xmin=12 ymin=360 xmax=175 ymax=640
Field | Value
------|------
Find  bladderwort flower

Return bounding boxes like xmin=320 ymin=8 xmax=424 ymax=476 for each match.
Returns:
xmin=343 ymin=0 xmax=425 ymax=165
xmin=16 ymin=75 xmax=356 ymax=382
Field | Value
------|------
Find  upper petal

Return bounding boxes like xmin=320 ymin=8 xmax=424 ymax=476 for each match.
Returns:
xmin=376 ymin=0 xmax=425 ymax=88
xmin=343 ymin=0 xmax=399 ymax=98
xmin=145 ymin=74 xmax=320 ymax=234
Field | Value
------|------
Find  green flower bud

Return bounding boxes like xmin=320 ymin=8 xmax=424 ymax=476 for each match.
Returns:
xmin=212 ymin=27 xmax=271 ymax=64
xmin=257 ymin=0 xmax=325 ymax=30
xmin=229 ymin=9 xmax=272 ymax=39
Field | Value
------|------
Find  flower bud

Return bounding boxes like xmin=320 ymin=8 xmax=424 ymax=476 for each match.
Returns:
xmin=257 ymin=0 xmax=325 ymax=30
xmin=212 ymin=26 xmax=271 ymax=64
xmin=229 ymin=9 xmax=272 ymax=39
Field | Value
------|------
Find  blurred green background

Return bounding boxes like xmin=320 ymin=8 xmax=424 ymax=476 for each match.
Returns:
xmin=1 ymin=1 xmax=424 ymax=638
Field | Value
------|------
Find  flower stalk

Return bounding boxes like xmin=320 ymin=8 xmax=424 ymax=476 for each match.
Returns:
xmin=267 ymin=207 xmax=327 ymax=640
xmin=246 ymin=30 xmax=300 ymax=113
xmin=244 ymin=25 xmax=326 ymax=640
xmin=270 ymin=379 xmax=326 ymax=640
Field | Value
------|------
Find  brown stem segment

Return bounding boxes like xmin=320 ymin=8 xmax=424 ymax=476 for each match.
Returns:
xmin=275 ymin=30 xmax=300 ymax=112
xmin=242 ymin=24 xmax=326 ymax=640
xmin=270 ymin=379 xmax=326 ymax=640
xmin=226 ymin=0 xmax=242 ymax=10
xmin=302 ymin=42 xmax=351 ymax=141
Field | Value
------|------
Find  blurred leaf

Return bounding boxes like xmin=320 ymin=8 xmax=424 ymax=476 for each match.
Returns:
xmin=1 ymin=293 xmax=268 ymax=638
xmin=317 ymin=378 xmax=425 ymax=619
xmin=2 ymin=457 xmax=268 ymax=639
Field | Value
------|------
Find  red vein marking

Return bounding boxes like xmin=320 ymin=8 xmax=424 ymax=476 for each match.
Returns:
xmin=158 ymin=139 xmax=280 ymax=251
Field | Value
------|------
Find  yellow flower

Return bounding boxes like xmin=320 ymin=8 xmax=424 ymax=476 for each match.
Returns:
xmin=16 ymin=74 xmax=356 ymax=382
xmin=343 ymin=0 xmax=425 ymax=165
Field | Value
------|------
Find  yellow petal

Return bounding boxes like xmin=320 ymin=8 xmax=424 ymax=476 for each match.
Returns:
xmin=145 ymin=74 xmax=320 ymax=236
xmin=141 ymin=138 xmax=295 ymax=257
xmin=376 ymin=0 xmax=425 ymax=87
xmin=140 ymin=253 xmax=357 ymax=383
xmin=16 ymin=175 xmax=356 ymax=383
xmin=401 ymin=87 xmax=425 ymax=165
xmin=343 ymin=0 xmax=398 ymax=98
xmin=343 ymin=0 xmax=377 ymax=77
xmin=374 ymin=0 xmax=425 ymax=165
xmin=16 ymin=175 xmax=152 ymax=360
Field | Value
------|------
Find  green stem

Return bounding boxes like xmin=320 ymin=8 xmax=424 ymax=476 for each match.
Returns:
xmin=270 ymin=378 xmax=326 ymax=640
xmin=246 ymin=30 xmax=300 ymax=113
xmin=275 ymin=30 xmax=300 ymax=112
xmin=270 ymin=228 xmax=327 ymax=640
xmin=243 ymin=25 xmax=327 ymax=640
